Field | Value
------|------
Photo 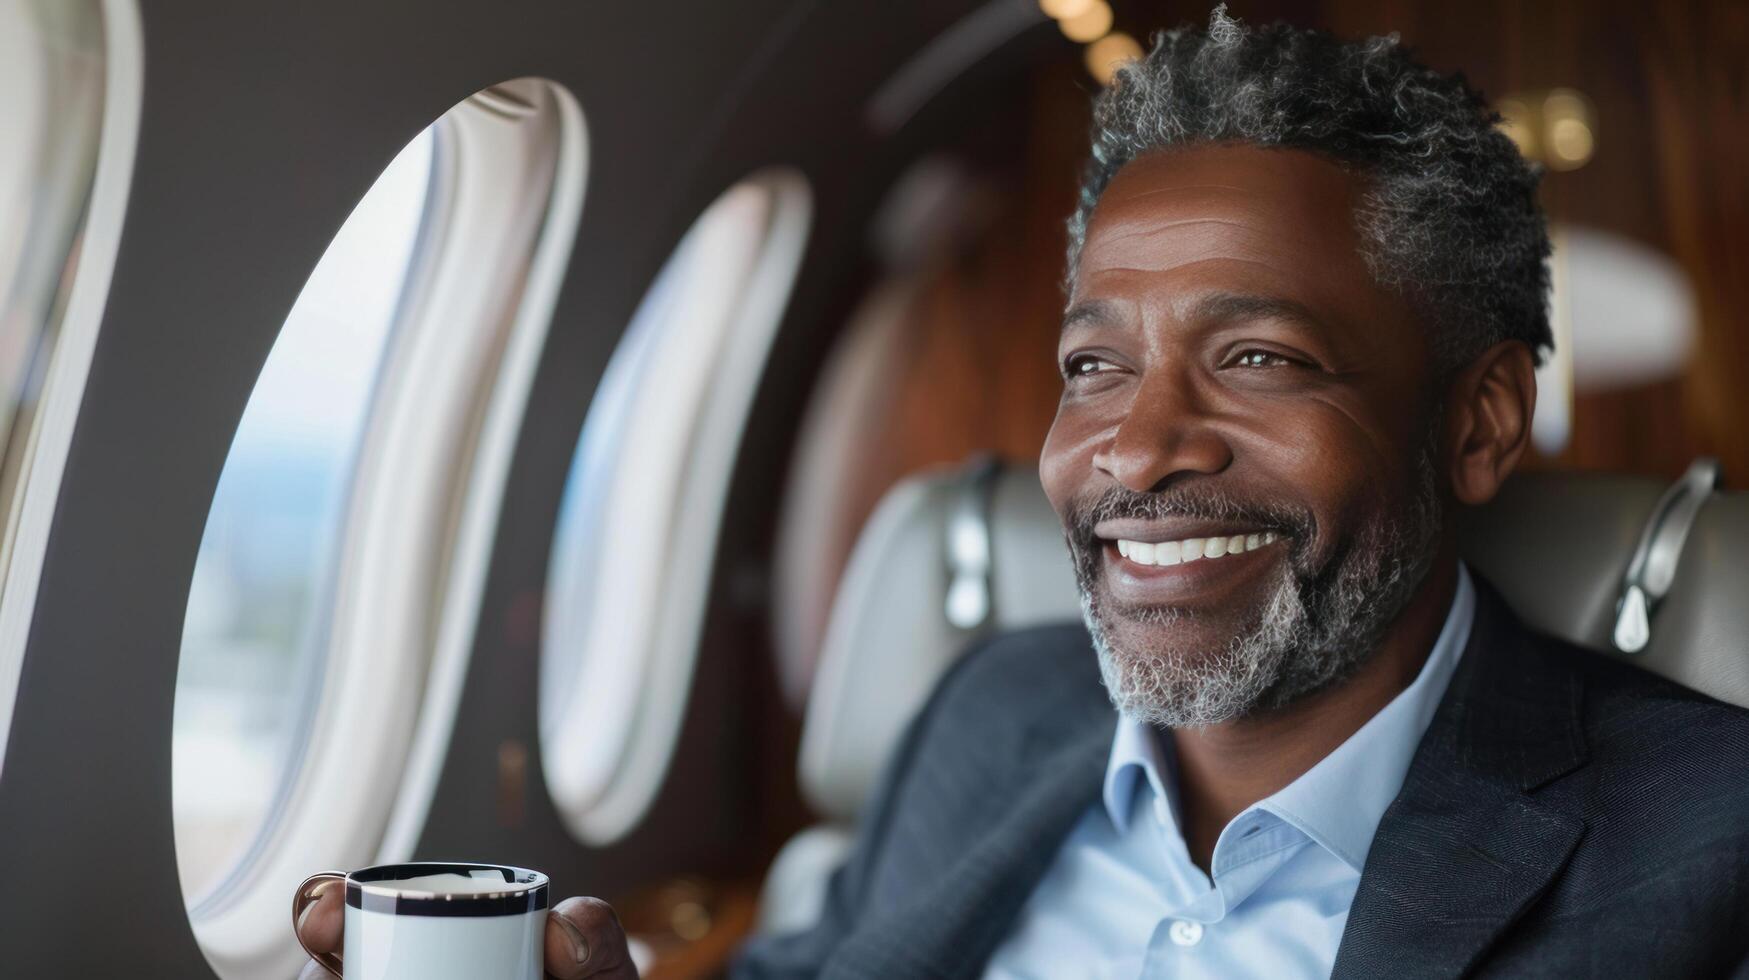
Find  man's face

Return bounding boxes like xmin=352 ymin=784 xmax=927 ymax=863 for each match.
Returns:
xmin=1041 ymin=144 xmax=1446 ymax=728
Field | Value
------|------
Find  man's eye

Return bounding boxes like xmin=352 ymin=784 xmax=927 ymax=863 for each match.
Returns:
xmin=1231 ymin=349 xmax=1297 ymax=368
xmin=1064 ymin=355 xmax=1115 ymax=379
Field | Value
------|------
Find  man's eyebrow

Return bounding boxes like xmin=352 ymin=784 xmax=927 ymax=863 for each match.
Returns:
xmin=1060 ymin=299 xmax=1120 ymax=334
xmin=1182 ymin=291 xmax=1326 ymax=330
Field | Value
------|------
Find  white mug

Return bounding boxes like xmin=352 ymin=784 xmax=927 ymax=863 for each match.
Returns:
xmin=293 ymin=861 xmax=548 ymax=979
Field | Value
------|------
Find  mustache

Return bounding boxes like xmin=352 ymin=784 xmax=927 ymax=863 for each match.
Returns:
xmin=1062 ymin=483 xmax=1318 ymax=556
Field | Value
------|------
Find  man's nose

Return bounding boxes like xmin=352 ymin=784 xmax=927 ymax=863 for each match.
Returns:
xmin=1091 ymin=371 xmax=1232 ymax=493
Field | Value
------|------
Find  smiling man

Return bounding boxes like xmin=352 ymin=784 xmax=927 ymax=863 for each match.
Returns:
xmin=732 ymin=10 xmax=1749 ymax=978
xmin=295 ymin=9 xmax=1749 ymax=980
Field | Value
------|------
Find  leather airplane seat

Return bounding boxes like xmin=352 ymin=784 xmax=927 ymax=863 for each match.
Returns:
xmin=757 ymin=455 xmax=1748 ymax=934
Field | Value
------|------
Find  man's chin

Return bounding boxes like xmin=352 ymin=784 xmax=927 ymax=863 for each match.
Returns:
xmin=1082 ymin=584 xmax=1304 ymax=728
xmin=1092 ymin=635 xmax=1287 ymax=729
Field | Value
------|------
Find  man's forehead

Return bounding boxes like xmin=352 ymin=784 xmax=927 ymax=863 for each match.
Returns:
xmin=1075 ymin=145 xmax=1372 ymax=301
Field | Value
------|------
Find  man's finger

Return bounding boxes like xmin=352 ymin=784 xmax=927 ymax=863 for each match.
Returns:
xmin=294 ymin=877 xmax=345 ymax=957
xmin=545 ymin=897 xmax=638 ymax=979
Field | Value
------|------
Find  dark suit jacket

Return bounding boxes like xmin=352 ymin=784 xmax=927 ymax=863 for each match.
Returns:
xmin=735 ymin=579 xmax=1749 ymax=978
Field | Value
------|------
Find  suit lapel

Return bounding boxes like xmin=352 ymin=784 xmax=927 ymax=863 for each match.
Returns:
xmin=827 ymin=703 xmax=1114 ymax=979
xmin=1333 ymin=581 xmax=1590 ymax=979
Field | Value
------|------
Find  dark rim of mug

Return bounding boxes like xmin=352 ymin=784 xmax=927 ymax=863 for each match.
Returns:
xmin=346 ymin=862 xmax=550 ymax=917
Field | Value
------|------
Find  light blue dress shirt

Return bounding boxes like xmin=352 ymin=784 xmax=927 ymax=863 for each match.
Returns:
xmin=985 ymin=564 xmax=1475 ymax=979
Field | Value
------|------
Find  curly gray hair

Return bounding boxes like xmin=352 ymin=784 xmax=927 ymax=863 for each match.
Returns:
xmin=1067 ymin=6 xmax=1553 ymax=371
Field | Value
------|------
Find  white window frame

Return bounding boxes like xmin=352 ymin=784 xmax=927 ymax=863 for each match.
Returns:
xmin=0 ymin=0 xmax=143 ymax=778
xmin=185 ymin=79 xmax=587 ymax=980
xmin=541 ymin=169 xmax=811 ymax=845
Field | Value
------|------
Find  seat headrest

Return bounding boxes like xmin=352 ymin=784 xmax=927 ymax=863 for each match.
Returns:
xmin=797 ymin=456 xmax=1748 ymax=822
xmin=1456 ymin=462 xmax=1749 ymax=707
xmin=796 ymin=460 xmax=1078 ymax=820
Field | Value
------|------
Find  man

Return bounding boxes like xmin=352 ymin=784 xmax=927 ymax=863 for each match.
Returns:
xmin=299 ymin=9 xmax=1749 ymax=979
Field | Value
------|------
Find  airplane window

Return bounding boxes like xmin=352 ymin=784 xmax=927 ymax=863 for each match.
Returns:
xmin=0 ymin=0 xmax=103 ymax=502
xmin=173 ymin=128 xmax=434 ymax=904
xmin=0 ymin=0 xmax=138 ymax=773
xmin=541 ymin=170 xmax=811 ymax=845
xmin=173 ymin=78 xmax=585 ymax=980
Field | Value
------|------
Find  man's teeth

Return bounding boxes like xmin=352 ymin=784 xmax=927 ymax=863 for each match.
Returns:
xmin=1115 ymin=532 xmax=1279 ymax=566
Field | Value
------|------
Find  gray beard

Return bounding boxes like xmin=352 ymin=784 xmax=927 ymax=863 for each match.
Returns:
xmin=1076 ymin=450 xmax=1443 ymax=729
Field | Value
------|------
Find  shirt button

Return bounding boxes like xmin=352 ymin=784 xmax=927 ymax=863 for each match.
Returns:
xmin=1168 ymin=920 xmax=1204 ymax=947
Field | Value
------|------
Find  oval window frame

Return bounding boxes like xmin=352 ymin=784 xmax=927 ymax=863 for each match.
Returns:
xmin=182 ymin=78 xmax=587 ymax=980
xmin=540 ymin=169 xmax=812 ymax=845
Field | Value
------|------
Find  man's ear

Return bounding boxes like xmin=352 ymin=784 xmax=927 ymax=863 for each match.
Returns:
xmin=1444 ymin=340 xmax=1538 ymax=506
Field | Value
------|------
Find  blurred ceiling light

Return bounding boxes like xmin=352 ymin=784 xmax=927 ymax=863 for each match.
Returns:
xmin=1039 ymin=0 xmax=1095 ymax=20
xmin=1542 ymin=89 xmax=1595 ymax=170
xmin=1086 ymin=31 xmax=1143 ymax=85
xmin=1494 ymin=87 xmax=1596 ymax=172
xmin=1059 ymin=0 xmax=1113 ymax=42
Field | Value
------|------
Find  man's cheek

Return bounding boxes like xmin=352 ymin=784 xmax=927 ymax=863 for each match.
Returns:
xmin=1038 ymin=430 xmax=1094 ymax=517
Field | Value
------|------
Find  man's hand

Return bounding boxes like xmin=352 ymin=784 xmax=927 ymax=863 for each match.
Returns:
xmin=293 ymin=879 xmax=639 ymax=979
xmin=542 ymin=897 xmax=641 ymax=979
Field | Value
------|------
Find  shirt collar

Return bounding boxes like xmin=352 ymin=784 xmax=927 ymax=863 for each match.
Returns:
xmin=1100 ymin=563 xmax=1476 ymax=869
xmin=1102 ymin=707 xmax=1176 ymax=835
